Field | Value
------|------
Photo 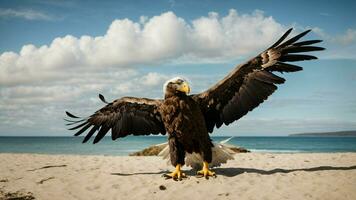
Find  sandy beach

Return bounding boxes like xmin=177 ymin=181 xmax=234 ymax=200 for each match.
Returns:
xmin=1 ymin=153 xmax=355 ymax=200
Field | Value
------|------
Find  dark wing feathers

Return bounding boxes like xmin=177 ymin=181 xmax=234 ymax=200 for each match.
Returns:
xmin=279 ymin=54 xmax=317 ymax=62
xmin=282 ymin=46 xmax=324 ymax=53
xmin=93 ymin=125 xmax=110 ymax=144
xmin=98 ymin=93 xmax=109 ymax=104
xmin=278 ymin=29 xmax=311 ymax=48
xmin=65 ymin=111 xmax=80 ymax=118
xmin=74 ymin=123 xmax=92 ymax=136
xmin=267 ymin=62 xmax=303 ymax=73
xmin=65 ymin=96 xmax=165 ymax=143
xmin=83 ymin=126 xmax=99 ymax=143
xmin=193 ymin=28 xmax=324 ymax=133
xmin=68 ymin=121 xmax=89 ymax=130
xmin=293 ymin=40 xmax=322 ymax=46
xmin=268 ymin=28 xmax=293 ymax=49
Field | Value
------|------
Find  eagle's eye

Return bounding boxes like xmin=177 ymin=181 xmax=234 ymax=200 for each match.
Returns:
xmin=175 ymin=79 xmax=184 ymax=84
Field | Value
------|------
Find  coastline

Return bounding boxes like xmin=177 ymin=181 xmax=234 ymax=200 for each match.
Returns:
xmin=1 ymin=153 xmax=356 ymax=200
xmin=1 ymin=136 xmax=356 ymax=156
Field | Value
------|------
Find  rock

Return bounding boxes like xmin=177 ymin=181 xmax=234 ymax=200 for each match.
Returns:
xmin=129 ymin=144 xmax=166 ymax=156
xmin=0 ymin=189 xmax=35 ymax=200
xmin=228 ymin=147 xmax=250 ymax=153
xmin=159 ymin=185 xmax=166 ymax=190
xmin=130 ymin=143 xmax=249 ymax=156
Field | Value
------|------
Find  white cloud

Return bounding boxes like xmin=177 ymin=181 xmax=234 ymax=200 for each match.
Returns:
xmin=109 ymin=72 xmax=169 ymax=96
xmin=333 ymin=29 xmax=356 ymax=45
xmin=313 ymin=28 xmax=356 ymax=45
xmin=139 ymin=15 xmax=148 ymax=24
xmin=313 ymin=27 xmax=356 ymax=59
xmin=140 ymin=72 xmax=169 ymax=86
xmin=0 ymin=8 xmax=52 ymax=20
xmin=0 ymin=9 xmax=285 ymax=86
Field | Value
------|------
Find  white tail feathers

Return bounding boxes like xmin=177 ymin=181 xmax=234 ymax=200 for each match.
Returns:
xmin=158 ymin=140 xmax=236 ymax=170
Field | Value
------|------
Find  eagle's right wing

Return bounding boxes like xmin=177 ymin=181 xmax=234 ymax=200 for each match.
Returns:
xmin=65 ymin=95 xmax=165 ymax=143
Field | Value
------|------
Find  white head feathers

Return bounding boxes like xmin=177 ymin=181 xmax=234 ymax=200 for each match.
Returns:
xmin=163 ymin=77 xmax=187 ymax=94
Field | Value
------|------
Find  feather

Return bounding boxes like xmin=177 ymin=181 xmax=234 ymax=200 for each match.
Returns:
xmin=279 ymin=29 xmax=311 ymax=48
xmin=99 ymin=94 xmax=109 ymax=104
xmin=65 ymin=111 xmax=80 ymax=118
xmin=93 ymin=125 xmax=110 ymax=144
xmin=74 ymin=124 xmax=92 ymax=136
xmin=251 ymin=80 xmax=277 ymax=97
xmin=244 ymin=82 xmax=260 ymax=108
xmin=82 ymin=125 xmax=99 ymax=143
xmin=111 ymin=120 xmax=121 ymax=140
xmin=65 ymin=118 xmax=87 ymax=126
xmin=268 ymin=62 xmax=303 ymax=73
xmin=254 ymin=71 xmax=285 ymax=84
xmin=283 ymin=46 xmax=325 ymax=53
xmin=68 ymin=121 xmax=89 ymax=130
xmin=269 ymin=28 xmax=293 ymax=49
xmin=293 ymin=40 xmax=323 ymax=46
xmin=63 ymin=118 xmax=75 ymax=123
xmin=279 ymin=54 xmax=317 ymax=62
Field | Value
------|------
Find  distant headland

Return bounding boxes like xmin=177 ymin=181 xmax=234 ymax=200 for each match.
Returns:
xmin=289 ymin=130 xmax=356 ymax=137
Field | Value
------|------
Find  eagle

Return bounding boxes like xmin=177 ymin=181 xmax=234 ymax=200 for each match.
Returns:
xmin=65 ymin=28 xmax=324 ymax=180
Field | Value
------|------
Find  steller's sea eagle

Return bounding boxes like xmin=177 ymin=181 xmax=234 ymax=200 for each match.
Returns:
xmin=65 ymin=28 xmax=324 ymax=180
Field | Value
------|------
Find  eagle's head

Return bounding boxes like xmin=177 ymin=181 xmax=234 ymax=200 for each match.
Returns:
xmin=163 ymin=77 xmax=191 ymax=98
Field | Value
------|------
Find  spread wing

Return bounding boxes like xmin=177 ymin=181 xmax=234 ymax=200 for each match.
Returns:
xmin=193 ymin=28 xmax=324 ymax=133
xmin=65 ymin=95 xmax=165 ymax=143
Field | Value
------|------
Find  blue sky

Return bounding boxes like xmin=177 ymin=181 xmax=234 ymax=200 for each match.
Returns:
xmin=0 ymin=0 xmax=356 ymax=136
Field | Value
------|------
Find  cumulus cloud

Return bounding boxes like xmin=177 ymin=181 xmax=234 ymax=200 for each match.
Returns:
xmin=109 ymin=72 xmax=169 ymax=97
xmin=313 ymin=28 xmax=356 ymax=45
xmin=313 ymin=27 xmax=356 ymax=59
xmin=0 ymin=8 xmax=52 ymax=20
xmin=332 ymin=29 xmax=356 ymax=45
xmin=0 ymin=9 xmax=285 ymax=86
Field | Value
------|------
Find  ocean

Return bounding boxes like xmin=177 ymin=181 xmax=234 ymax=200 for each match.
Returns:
xmin=1 ymin=136 xmax=356 ymax=156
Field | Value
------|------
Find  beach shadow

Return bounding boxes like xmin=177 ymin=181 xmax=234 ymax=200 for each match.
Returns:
xmin=111 ymin=170 xmax=169 ymax=176
xmin=111 ymin=170 xmax=197 ymax=176
xmin=111 ymin=165 xmax=356 ymax=177
xmin=214 ymin=165 xmax=356 ymax=177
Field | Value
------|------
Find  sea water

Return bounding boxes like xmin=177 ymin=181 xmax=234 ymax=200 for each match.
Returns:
xmin=0 ymin=136 xmax=356 ymax=156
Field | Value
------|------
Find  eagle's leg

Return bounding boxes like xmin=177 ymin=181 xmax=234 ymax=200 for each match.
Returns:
xmin=197 ymin=161 xmax=216 ymax=179
xmin=197 ymin=142 xmax=216 ymax=179
xmin=164 ymin=136 xmax=186 ymax=181
xmin=164 ymin=164 xmax=185 ymax=180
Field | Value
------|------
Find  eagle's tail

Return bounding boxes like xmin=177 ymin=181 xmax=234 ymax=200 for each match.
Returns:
xmin=158 ymin=140 xmax=236 ymax=170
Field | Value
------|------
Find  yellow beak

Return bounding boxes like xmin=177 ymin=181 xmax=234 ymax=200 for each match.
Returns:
xmin=178 ymin=82 xmax=190 ymax=94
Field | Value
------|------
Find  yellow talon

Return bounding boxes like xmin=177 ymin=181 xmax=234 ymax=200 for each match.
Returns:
xmin=197 ymin=161 xmax=216 ymax=179
xmin=164 ymin=164 xmax=186 ymax=181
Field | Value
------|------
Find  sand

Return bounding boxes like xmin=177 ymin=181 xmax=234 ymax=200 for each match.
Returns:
xmin=0 ymin=153 xmax=355 ymax=200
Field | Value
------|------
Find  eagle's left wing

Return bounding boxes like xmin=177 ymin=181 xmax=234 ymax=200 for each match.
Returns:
xmin=192 ymin=28 xmax=324 ymax=133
